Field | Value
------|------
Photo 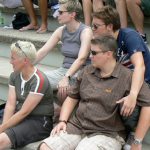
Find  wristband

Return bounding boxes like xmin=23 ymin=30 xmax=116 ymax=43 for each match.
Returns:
xmin=59 ymin=120 xmax=67 ymax=124
xmin=64 ymin=74 xmax=71 ymax=80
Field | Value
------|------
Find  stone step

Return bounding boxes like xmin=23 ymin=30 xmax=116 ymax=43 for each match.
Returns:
xmin=0 ymin=27 xmax=64 ymax=67
xmin=0 ymin=57 xmax=58 ymax=101
xmin=0 ymin=58 xmax=150 ymax=150
xmin=0 ymin=3 xmax=60 ymax=31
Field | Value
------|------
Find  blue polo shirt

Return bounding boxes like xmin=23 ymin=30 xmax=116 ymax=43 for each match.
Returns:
xmin=117 ymin=28 xmax=150 ymax=84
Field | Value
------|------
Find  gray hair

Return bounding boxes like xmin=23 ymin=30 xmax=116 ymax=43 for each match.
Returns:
xmin=10 ymin=40 xmax=37 ymax=64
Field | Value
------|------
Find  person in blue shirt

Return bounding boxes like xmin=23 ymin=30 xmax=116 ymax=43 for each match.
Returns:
xmin=92 ymin=5 xmax=150 ymax=150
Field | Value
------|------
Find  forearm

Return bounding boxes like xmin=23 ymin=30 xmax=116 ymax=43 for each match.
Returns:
xmin=65 ymin=58 xmax=86 ymax=77
xmin=130 ymin=66 xmax=145 ymax=98
xmin=59 ymin=97 xmax=78 ymax=121
xmin=2 ymin=106 xmax=15 ymax=124
xmin=134 ymin=107 xmax=150 ymax=140
xmin=0 ymin=110 xmax=28 ymax=133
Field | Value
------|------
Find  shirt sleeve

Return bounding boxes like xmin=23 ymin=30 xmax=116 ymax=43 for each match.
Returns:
xmin=136 ymin=82 xmax=150 ymax=107
xmin=68 ymin=69 xmax=84 ymax=100
xmin=30 ymin=71 xmax=50 ymax=96
xmin=125 ymin=31 xmax=145 ymax=56
xmin=9 ymin=72 xmax=16 ymax=87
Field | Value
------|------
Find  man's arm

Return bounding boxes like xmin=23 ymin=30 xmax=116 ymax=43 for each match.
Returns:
xmin=0 ymin=93 xmax=43 ymax=133
xmin=117 ymin=52 xmax=145 ymax=116
xmin=2 ymin=86 xmax=16 ymax=124
xmin=51 ymin=96 xmax=78 ymax=136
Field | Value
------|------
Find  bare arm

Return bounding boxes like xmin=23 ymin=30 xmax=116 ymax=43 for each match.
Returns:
xmin=59 ymin=97 xmax=78 ymax=121
xmin=34 ymin=26 xmax=64 ymax=64
xmin=130 ymin=52 xmax=145 ymax=98
xmin=2 ymin=86 xmax=16 ymax=124
xmin=117 ymin=52 xmax=145 ymax=116
xmin=0 ymin=93 xmax=43 ymax=133
xmin=57 ymin=27 xmax=92 ymax=100
xmin=51 ymin=96 xmax=78 ymax=135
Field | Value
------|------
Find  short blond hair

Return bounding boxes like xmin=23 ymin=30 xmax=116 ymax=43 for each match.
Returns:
xmin=11 ymin=40 xmax=37 ymax=64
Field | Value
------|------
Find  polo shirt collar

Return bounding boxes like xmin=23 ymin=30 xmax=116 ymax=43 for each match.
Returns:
xmin=89 ymin=62 xmax=121 ymax=78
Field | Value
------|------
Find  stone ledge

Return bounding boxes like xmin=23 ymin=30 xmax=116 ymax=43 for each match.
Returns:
xmin=0 ymin=27 xmax=61 ymax=49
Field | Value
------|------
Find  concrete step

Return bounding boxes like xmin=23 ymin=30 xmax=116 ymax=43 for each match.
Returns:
xmin=0 ymin=57 xmax=58 ymax=101
xmin=0 ymin=4 xmax=60 ymax=31
xmin=0 ymin=27 xmax=64 ymax=67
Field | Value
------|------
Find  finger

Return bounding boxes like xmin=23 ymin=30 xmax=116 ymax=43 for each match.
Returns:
xmin=116 ymin=99 xmax=124 ymax=104
xmin=122 ymin=107 xmax=131 ymax=117
xmin=63 ymin=124 xmax=67 ymax=132
xmin=128 ymin=108 xmax=134 ymax=116
xmin=51 ymin=128 xmax=56 ymax=136
xmin=56 ymin=125 xmax=62 ymax=135
xmin=120 ymin=105 xmax=126 ymax=115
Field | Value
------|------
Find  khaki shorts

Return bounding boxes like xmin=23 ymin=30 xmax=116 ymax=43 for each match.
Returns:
xmin=40 ymin=131 xmax=124 ymax=150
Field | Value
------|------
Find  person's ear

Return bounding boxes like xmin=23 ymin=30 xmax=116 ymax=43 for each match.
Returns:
xmin=106 ymin=24 xmax=113 ymax=32
xmin=71 ymin=12 xmax=76 ymax=19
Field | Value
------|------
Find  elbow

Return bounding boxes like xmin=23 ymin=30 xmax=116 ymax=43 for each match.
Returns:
xmin=78 ymin=58 xmax=86 ymax=66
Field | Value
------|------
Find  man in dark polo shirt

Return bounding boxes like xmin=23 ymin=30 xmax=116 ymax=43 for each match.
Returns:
xmin=38 ymin=35 xmax=150 ymax=150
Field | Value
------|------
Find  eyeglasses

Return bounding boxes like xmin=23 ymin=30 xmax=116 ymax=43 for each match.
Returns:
xmin=92 ymin=24 xmax=105 ymax=30
xmin=15 ymin=42 xmax=27 ymax=57
xmin=58 ymin=10 xmax=68 ymax=15
xmin=90 ymin=50 xmax=105 ymax=56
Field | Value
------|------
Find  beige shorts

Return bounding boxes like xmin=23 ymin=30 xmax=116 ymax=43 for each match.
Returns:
xmin=40 ymin=131 xmax=124 ymax=150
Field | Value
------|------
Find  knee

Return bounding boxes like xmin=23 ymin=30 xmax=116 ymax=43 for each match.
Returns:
xmin=0 ymin=133 xmax=11 ymax=149
xmin=38 ymin=143 xmax=51 ymax=150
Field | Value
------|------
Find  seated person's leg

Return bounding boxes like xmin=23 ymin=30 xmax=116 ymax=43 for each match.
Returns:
xmin=38 ymin=131 xmax=82 ymax=150
xmin=37 ymin=0 xmax=48 ymax=33
xmin=0 ymin=133 xmax=12 ymax=149
xmin=76 ymin=134 xmax=124 ymax=150
xmin=115 ymin=0 xmax=128 ymax=28
xmin=4 ymin=116 xmax=53 ymax=149
xmin=93 ymin=0 xmax=104 ymax=12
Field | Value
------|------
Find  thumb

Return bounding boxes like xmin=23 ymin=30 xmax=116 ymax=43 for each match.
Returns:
xmin=116 ymin=99 xmax=124 ymax=104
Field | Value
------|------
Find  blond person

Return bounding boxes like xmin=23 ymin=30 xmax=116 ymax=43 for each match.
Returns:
xmin=0 ymin=41 xmax=53 ymax=149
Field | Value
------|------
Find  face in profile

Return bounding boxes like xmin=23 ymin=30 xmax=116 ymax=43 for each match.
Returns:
xmin=92 ymin=17 xmax=112 ymax=38
xmin=10 ymin=51 xmax=25 ymax=72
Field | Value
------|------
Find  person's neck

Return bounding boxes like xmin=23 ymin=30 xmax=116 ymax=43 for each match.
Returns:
xmin=66 ymin=20 xmax=80 ymax=32
xmin=112 ymin=30 xmax=119 ymax=40
xmin=21 ymin=65 xmax=35 ymax=81
xmin=100 ymin=60 xmax=116 ymax=78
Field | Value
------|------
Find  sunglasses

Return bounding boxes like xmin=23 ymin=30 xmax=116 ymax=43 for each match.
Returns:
xmin=58 ymin=10 xmax=68 ymax=15
xmin=15 ymin=42 xmax=27 ymax=57
xmin=90 ymin=50 xmax=105 ymax=56
xmin=92 ymin=24 xmax=105 ymax=30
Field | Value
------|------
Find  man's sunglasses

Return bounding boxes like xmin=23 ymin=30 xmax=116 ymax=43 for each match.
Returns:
xmin=58 ymin=10 xmax=68 ymax=15
xmin=90 ymin=50 xmax=105 ymax=56
xmin=92 ymin=24 xmax=105 ymax=30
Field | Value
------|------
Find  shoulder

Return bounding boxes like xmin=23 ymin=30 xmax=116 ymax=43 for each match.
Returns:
xmin=34 ymin=69 xmax=49 ymax=84
xmin=9 ymin=71 xmax=20 ymax=80
xmin=117 ymin=63 xmax=132 ymax=77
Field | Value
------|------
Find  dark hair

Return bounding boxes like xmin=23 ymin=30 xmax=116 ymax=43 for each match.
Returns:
xmin=92 ymin=6 xmax=120 ymax=31
xmin=91 ymin=35 xmax=117 ymax=58
xmin=59 ymin=0 xmax=82 ymax=21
